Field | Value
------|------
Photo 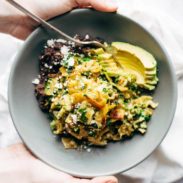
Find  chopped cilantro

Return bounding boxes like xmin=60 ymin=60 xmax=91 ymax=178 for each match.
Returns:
xmin=99 ymin=74 xmax=107 ymax=81
xmin=78 ymin=57 xmax=91 ymax=64
xmin=66 ymin=66 xmax=74 ymax=73
xmin=55 ymin=104 xmax=61 ymax=110
xmin=114 ymin=76 xmax=120 ymax=83
xmin=45 ymin=79 xmax=51 ymax=89
xmin=78 ymin=108 xmax=88 ymax=123
xmin=119 ymin=93 xmax=124 ymax=99
xmin=73 ymin=127 xmax=80 ymax=134
xmin=102 ymin=88 xmax=108 ymax=93
xmin=82 ymin=71 xmax=90 ymax=77
xmin=144 ymin=115 xmax=151 ymax=121
xmin=106 ymin=119 xmax=112 ymax=127
xmin=129 ymin=83 xmax=138 ymax=91
xmin=88 ymin=130 xmax=96 ymax=137
xmin=83 ymin=57 xmax=91 ymax=62
xmin=62 ymin=59 xmax=68 ymax=68
xmin=91 ymin=123 xmax=98 ymax=129
xmin=113 ymin=100 xmax=118 ymax=105
xmin=62 ymin=90 xmax=68 ymax=95
xmin=50 ymin=120 xmax=56 ymax=131
xmin=61 ymin=76 xmax=66 ymax=83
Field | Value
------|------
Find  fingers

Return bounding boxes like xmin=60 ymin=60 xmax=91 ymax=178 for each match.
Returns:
xmin=91 ymin=176 xmax=118 ymax=183
xmin=75 ymin=0 xmax=118 ymax=12
xmin=0 ymin=143 xmax=33 ymax=159
xmin=3 ymin=145 xmax=118 ymax=183
xmin=9 ymin=26 xmax=33 ymax=40
xmin=70 ymin=176 xmax=118 ymax=183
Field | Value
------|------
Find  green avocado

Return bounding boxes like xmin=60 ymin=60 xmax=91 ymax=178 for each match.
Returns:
xmin=145 ymin=68 xmax=157 ymax=76
xmin=146 ymin=80 xmax=158 ymax=85
xmin=146 ymin=76 xmax=158 ymax=85
xmin=110 ymin=42 xmax=158 ymax=90
xmin=112 ymin=42 xmax=157 ymax=70
xmin=113 ymin=50 xmax=146 ymax=84
xmin=146 ymin=75 xmax=156 ymax=80
xmin=139 ymin=83 xmax=155 ymax=90
xmin=95 ymin=42 xmax=158 ymax=90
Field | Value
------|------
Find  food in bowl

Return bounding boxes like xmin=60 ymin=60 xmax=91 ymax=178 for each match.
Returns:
xmin=33 ymin=35 xmax=158 ymax=149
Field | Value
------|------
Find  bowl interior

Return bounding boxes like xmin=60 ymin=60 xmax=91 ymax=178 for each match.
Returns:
xmin=8 ymin=9 xmax=177 ymax=177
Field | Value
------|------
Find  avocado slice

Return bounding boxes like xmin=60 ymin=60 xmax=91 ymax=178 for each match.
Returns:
xmin=139 ymin=83 xmax=155 ymax=90
xmin=96 ymin=43 xmax=158 ymax=91
xmin=99 ymin=58 xmax=123 ymax=77
xmin=114 ymin=53 xmax=146 ymax=84
xmin=146 ymin=75 xmax=156 ymax=80
xmin=146 ymin=73 xmax=156 ymax=79
xmin=146 ymin=80 xmax=158 ymax=85
xmin=112 ymin=42 xmax=157 ymax=70
xmin=99 ymin=59 xmax=118 ymax=68
xmin=146 ymin=76 xmax=158 ymax=85
xmin=145 ymin=68 xmax=157 ymax=76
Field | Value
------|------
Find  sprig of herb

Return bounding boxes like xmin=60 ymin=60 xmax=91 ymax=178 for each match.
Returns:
xmin=78 ymin=57 xmax=91 ymax=64
xmin=78 ymin=108 xmax=88 ymax=123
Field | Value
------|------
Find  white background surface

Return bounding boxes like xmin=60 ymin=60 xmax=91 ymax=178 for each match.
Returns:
xmin=0 ymin=0 xmax=183 ymax=182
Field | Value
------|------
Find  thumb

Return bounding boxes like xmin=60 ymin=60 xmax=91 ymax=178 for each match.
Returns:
xmin=91 ymin=176 xmax=118 ymax=183
xmin=76 ymin=0 xmax=118 ymax=12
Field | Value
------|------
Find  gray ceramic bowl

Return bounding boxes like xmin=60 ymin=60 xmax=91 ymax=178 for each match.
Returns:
xmin=8 ymin=9 xmax=177 ymax=177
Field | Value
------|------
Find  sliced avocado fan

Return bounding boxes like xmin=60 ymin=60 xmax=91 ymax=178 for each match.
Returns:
xmin=112 ymin=42 xmax=157 ymax=70
xmin=107 ymin=42 xmax=159 ymax=90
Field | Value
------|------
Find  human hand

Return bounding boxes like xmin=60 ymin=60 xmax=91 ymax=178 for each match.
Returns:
xmin=0 ymin=143 xmax=118 ymax=183
xmin=0 ymin=0 xmax=117 ymax=39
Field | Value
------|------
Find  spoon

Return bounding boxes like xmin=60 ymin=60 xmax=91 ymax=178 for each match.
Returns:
xmin=6 ymin=0 xmax=106 ymax=49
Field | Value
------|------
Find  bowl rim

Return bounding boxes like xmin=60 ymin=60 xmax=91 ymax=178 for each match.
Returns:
xmin=8 ymin=8 xmax=178 ymax=178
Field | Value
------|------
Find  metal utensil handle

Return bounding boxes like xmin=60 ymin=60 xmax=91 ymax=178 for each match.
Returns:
xmin=6 ymin=0 xmax=83 ymax=44
xmin=6 ymin=0 xmax=106 ymax=48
